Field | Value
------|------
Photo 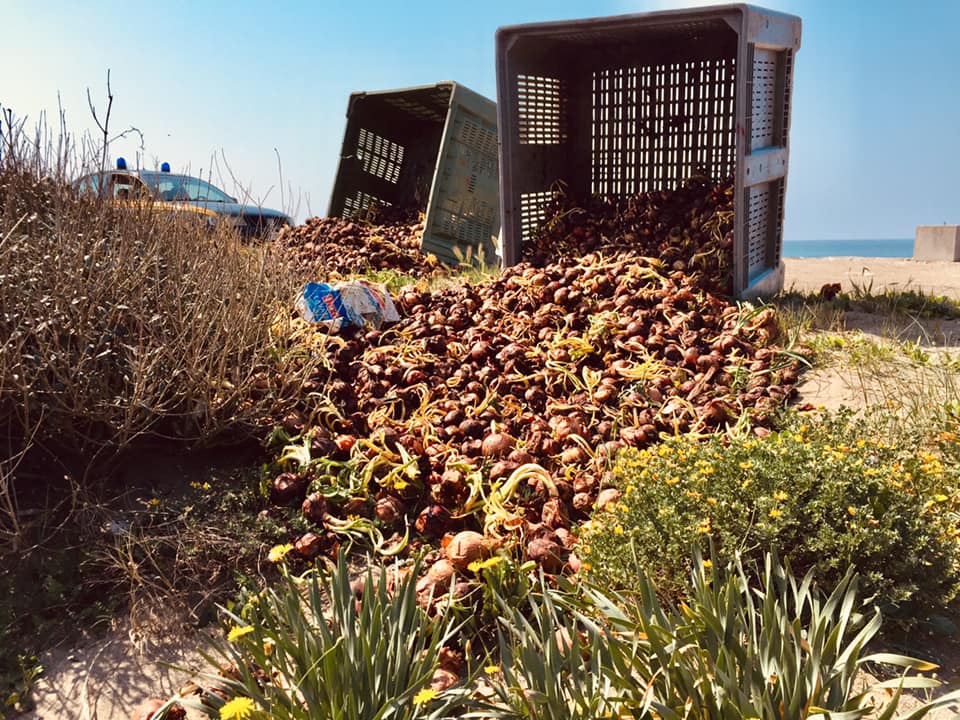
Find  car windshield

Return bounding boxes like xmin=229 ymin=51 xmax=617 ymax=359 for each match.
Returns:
xmin=139 ymin=172 xmax=235 ymax=203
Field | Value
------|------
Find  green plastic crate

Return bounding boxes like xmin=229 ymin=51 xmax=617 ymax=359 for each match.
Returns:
xmin=328 ymin=82 xmax=500 ymax=268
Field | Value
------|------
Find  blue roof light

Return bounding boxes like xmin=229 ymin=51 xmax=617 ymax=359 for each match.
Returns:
xmin=160 ymin=162 xmax=171 ymax=172
xmin=116 ymin=157 xmax=127 ymax=170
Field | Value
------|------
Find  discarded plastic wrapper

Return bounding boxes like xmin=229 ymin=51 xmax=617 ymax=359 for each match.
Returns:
xmin=296 ymin=280 xmax=400 ymax=331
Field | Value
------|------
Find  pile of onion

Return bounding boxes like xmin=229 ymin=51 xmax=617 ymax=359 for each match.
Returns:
xmin=266 ymin=176 xmax=808 ymax=591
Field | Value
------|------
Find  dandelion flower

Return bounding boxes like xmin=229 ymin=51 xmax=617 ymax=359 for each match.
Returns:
xmin=220 ymin=696 xmax=256 ymax=720
xmin=268 ymin=544 xmax=294 ymax=563
xmin=614 ymin=525 xmax=624 ymax=535
xmin=484 ymin=665 xmax=500 ymax=675
xmin=413 ymin=688 xmax=438 ymax=705
xmin=467 ymin=556 xmax=504 ymax=573
xmin=227 ymin=625 xmax=255 ymax=643
xmin=769 ymin=508 xmax=783 ymax=519
xmin=702 ymin=559 xmax=713 ymax=569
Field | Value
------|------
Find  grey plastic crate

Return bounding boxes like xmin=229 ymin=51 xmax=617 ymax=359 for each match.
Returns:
xmin=495 ymin=4 xmax=801 ymax=297
xmin=328 ymin=82 xmax=500 ymax=267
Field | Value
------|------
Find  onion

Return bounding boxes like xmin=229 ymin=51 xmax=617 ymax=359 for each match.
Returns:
xmin=445 ymin=531 xmax=486 ymax=570
xmin=295 ymin=532 xmax=323 ymax=559
xmin=481 ymin=432 xmax=516 ymax=458
xmin=526 ymin=537 xmax=564 ymax=573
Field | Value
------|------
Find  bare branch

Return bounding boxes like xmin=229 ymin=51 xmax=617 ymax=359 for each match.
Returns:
xmin=275 ymin=147 xmax=285 ymax=214
xmin=87 ymin=69 xmax=114 ymax=175
xmin=109 ymin=125 xmax=145 ymax=153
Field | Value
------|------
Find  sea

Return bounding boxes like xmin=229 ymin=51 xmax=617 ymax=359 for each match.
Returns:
xmin=782 ymin=239 xmax=913 ymax=259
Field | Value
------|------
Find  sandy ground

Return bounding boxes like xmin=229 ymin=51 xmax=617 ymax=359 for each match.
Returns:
xmin=23 ymin=257 xmax=960 ymax=720
xmin=25 ymin=618 xmax=210 ymax=720
xmin=783 ymin=256 xmax=960 ymax=298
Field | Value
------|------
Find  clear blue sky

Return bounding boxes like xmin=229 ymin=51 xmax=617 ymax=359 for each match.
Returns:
xmin=3 ymin=0 xmax=958 ymax=240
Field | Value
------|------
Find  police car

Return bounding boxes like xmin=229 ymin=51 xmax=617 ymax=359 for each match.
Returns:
xmin=74 ymin=159 xmax=292 ymax=240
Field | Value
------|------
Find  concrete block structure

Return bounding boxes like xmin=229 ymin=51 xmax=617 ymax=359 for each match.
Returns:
xmin=914 ymin=226 xmax=960 ymax=261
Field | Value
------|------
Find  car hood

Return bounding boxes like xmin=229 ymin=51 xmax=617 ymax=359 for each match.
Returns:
xmin=179 ymin=201 xmax=290 ymax=221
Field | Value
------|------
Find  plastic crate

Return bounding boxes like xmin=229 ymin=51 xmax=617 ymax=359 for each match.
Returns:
xmin=328 ymin=82 xmax=500 ymax=267
xmin=495 ymin=4 xmax=801 ymax=297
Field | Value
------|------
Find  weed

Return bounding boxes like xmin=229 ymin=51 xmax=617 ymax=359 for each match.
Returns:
xmin=177 ymin=553 xmax=476 ymax=720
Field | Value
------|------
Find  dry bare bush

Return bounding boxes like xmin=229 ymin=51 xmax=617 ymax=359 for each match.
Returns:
xmin=0 ymin=115 xmax=317 ymax=485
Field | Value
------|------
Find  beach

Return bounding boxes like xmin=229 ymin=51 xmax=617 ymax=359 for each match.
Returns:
xmin=783 ymin=256 xmax=960 ymax=299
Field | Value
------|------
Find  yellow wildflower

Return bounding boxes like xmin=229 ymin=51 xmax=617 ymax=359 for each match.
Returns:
xmin=698 ymin=518 xmax=712 ymax=535
xmin=685 ymin=489 xmax=702 ymax=501
xmin=227 ymin=625 xmax=255 ymax=643
xmin=614 ymin=525 xmax=624 ymax=536
xmin=220 ymin=696 xmax=256 ymax=720
xmin=268 ymin=544 xmax=294 ymax=563
xmin=413 ymin=688 xmax=438 ymax=705
xmin=706 ymin=497 xmax=718 ymax=505
xmin=467 ymin=556 xmax=504 ymax=573
xmin=702 ymin=559 xmax=713 ymax=569
xmin=847 ymin=506 xmax=857 ymax=517
xmin=148 ymin=498 xmax=160 ymax=507
xmin=484 ymin=665 xmax=500 ymax=675
xmin=665 ymin=476 xmax=680 ymax=486
xmin=393 ymin=478 xmax=409 ymax=491
xmin=773 ymin=490 xmax=788 ymax=502
xmin=263 ymin=639 xmax=275 ymax=657
xmin=769 ymin=508 xmax=782 ymax=519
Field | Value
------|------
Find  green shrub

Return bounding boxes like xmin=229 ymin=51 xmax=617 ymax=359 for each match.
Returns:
xmin=580 ymin=409 xmax=960 ymax=622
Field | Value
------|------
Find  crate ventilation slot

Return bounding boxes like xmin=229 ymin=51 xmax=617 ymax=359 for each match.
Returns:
xmin=519 ymin=190 xmax=556 ymax=241
xmin=750 ymin=48 xmax=777 ymax=150
xmin=357 ymin=129 xmax=404 ymax=184
xmin=517 ymin=75 xmax=567 ymax=145
xmin=437 ymin=202 xmax=497 ymax=248
xmin=343 ymin=190 xmax=390 ymax=219
xmin=459 ymin=117 xmax=499 ymax=156
xmin=746 ymin=184 xmax=770 ymax=275
xmin=591 ymin=57 xmax=736 ymax=196
xmin=383 ymin=95 xmax=448 ymax=123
